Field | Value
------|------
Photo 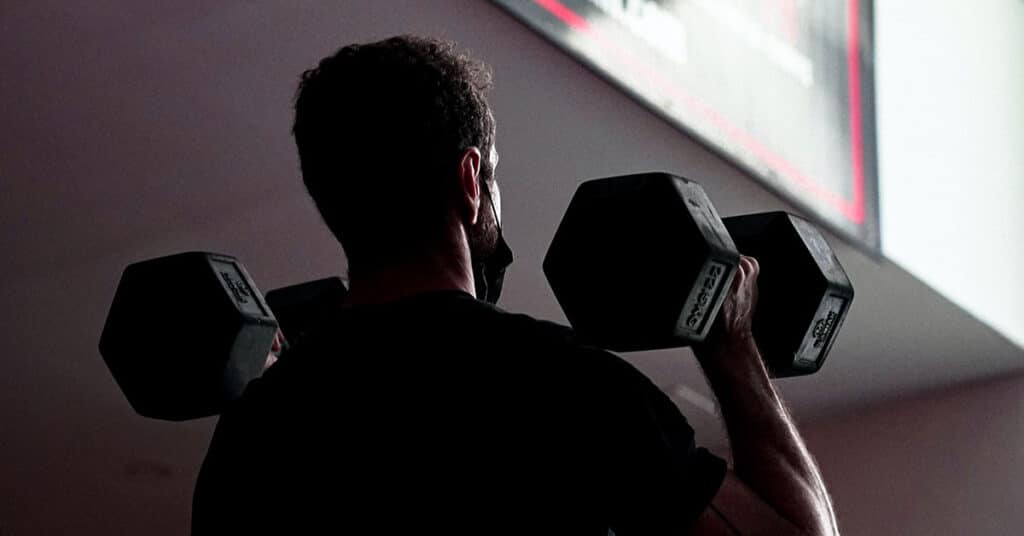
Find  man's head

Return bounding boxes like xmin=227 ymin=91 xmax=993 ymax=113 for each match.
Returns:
xmin=292 ymin=35 xmax=500 ymax=280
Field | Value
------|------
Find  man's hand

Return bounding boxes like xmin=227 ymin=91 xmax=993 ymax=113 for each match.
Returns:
xmin=264 ymin=330 xmax=286 ymax=371
xmin=692 ymin=255 xmax=838 ymax=535
xmin=697 ymin=255 xmax=760 ymax=356
xmin=693 ymin=255 xmax=767 ymax=381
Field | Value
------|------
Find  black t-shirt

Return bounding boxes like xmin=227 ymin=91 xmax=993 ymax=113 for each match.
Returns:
xmin=192 ymin=291 xmax=726 ymax=535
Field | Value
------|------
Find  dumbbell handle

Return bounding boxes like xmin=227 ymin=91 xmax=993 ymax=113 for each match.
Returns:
xmin=265 ymin=277 xmax=348 ymax=348
xmin=247 ymin=276 xmax=349 ymax=373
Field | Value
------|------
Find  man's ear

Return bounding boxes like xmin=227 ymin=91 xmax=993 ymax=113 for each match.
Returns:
xmin=458 ymin=147 xmax=482 ymax=226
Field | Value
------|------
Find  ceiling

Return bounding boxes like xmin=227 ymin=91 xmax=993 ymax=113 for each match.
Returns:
xmin=2 ymin=1 xmax=1021 ymax=533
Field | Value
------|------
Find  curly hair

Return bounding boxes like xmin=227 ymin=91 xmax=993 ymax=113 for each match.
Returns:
xmin=292 ymin=35 xmax=496 ymax=275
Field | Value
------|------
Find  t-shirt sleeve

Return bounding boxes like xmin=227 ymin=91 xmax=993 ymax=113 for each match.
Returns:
xmin=592 ymin=351 xmax=728 ymax=535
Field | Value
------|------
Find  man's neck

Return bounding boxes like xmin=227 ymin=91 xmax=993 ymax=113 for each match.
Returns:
xmin=345 ymin=249 xmax=475 ymax=306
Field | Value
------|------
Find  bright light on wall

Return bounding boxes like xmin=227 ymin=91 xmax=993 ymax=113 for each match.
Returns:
xmin=876 ymin=0 xmax=1024 ymax=349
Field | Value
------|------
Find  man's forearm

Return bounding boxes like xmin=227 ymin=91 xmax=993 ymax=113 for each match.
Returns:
xmin=698 ymin=338 xmax=837 ymax=535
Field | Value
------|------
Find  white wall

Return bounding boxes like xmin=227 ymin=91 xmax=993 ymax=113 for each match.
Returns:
xmin=876 ymin=0 xmax=1024 ymax=348
xmin=804 ymin=373 xmax=1024 ymax=536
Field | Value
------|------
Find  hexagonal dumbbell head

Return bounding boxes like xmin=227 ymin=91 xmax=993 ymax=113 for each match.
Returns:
xmin=544 ymin=172 xmax=740 ymax=351
xmin=98 ymin=252 xmax=278 ymax=420
xmin=723 ymin=212 xmax=854 ymax=377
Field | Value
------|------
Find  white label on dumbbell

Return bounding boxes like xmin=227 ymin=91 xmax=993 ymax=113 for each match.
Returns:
xmin=678 ymin=260 xmax=730 ymax=338
xmin=210 ymin=258 xmax=268 ymax=318
xmin=793 ymin=294 xmax=847 ymax=368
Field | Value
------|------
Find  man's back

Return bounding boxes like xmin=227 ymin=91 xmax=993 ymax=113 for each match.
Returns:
xmin=192 ymin=291 xmax=725 ymax=534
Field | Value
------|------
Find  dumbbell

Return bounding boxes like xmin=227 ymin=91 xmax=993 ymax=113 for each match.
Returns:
xmin=542 ymin=172 xmax=853 ymax=377
xmin=98 ymin=251 xmax=347 ymax=421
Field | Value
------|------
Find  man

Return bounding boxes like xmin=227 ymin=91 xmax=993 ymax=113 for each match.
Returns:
xmin=192 ymin=36 xmax=837 ymax=535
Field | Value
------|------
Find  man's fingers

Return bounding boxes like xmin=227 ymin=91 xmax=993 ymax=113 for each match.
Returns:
xmin=739 ymin=255 xmax=760 ymax=279
xmin=727 ymin=256 xmax=759 ymax=300
xmin=731 ymin=259 xmax=746 ymax=291
xmin=728 ymin=255 xmax=761 ymax=296
xmin=271 ymin=329 xmax=288 ymax=355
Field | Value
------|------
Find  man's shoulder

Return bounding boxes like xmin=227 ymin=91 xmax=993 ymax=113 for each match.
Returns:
xmin=473 ymin=300 xmax=604 ymax=355
xmin=272 ymin=291 xmax=655 ymax=391
xmin=481 ymin=304 xmax=576 ymax=345
xmin=479 ymin=303 xmax=656 ymax=385
xmin=376 ymin=290 xmax=581 ymax=349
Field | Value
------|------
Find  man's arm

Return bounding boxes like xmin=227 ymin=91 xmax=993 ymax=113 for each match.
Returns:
xmin=694 ymin=256 xmax=838 ymax=536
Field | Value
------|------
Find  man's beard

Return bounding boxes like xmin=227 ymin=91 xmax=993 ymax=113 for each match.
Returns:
xmin=468 ymin=189 xmax=500 ymax=262
xmin=467 ymin=175 xmax=512 ymax=304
